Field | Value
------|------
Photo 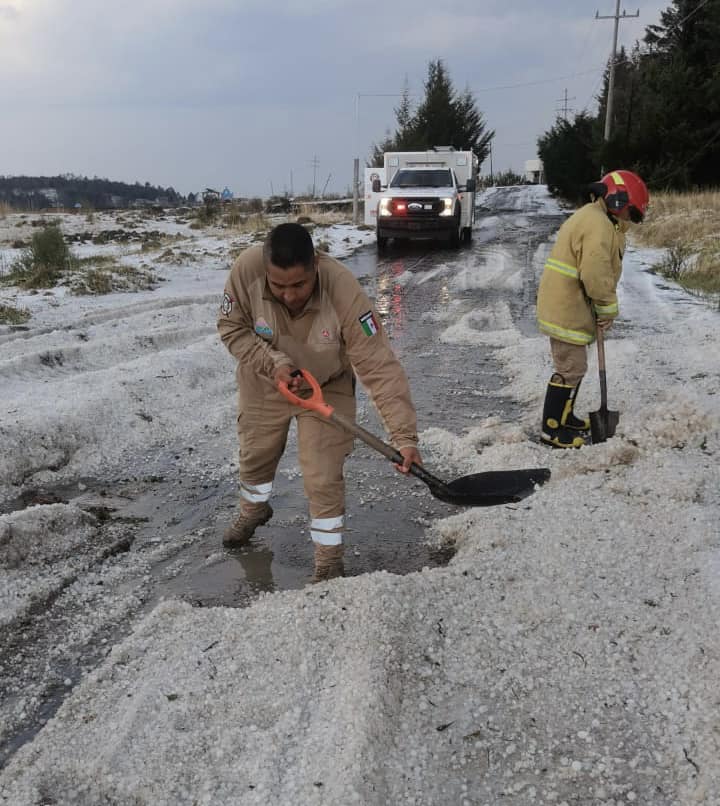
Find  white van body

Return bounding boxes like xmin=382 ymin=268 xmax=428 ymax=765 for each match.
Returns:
xmin=374 ymin=147 xmax=478 ymax=249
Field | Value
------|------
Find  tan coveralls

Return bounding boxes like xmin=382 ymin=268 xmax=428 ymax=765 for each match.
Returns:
xmin=217 ymin=245 xmax=418 ymax=546
xmin=537 ymin=198 xmax=627 ymax=384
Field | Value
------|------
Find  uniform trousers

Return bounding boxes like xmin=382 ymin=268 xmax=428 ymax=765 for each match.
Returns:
xmin=549 ymin=338 xmax=588 ymax=387
xmin=236 ymin=374 xmax=355 ymax=546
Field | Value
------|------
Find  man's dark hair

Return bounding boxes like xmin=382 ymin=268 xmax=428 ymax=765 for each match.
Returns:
xmin=264 ymin=223 xmax=315 ymax=270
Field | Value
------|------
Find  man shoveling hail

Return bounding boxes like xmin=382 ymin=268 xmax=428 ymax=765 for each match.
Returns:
xmin=217 ymin=223 xmax=421 ymax=582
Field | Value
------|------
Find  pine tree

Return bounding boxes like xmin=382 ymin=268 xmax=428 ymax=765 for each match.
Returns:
xmin=368 ymin=60 xmax=494 ymax=164
xmin=537 ymin=114 xmax=600 ymax=201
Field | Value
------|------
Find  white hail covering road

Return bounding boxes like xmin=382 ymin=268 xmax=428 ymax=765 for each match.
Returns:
xmin=1 ymin=187 xmax=718 ymax=805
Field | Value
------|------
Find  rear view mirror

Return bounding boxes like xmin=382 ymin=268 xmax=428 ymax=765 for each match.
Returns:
xmin=465 ymin=178 xmax=476 ymax=192
xmin=372 ymin=179 xmax=381 ymax=193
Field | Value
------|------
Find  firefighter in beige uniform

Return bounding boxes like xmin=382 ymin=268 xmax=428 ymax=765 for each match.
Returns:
xmin=536 ymin=170 xmax=649 ymax=448
xmin=217 ymin=223 xmax=422 ymax=581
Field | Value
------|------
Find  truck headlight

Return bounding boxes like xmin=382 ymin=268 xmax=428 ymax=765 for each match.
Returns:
xmin=379 ymin=198 xmax=393 ymax=217
xmin=439 ymin=198 xmax=454 ymax=216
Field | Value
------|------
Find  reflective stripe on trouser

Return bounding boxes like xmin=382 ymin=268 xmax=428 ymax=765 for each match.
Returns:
xmin=240 ymin=480 xmax=273 ymax=503
xmin=550 ymin=338 xmax=588 ymax=387
xmin=236 ymin=372 xmax=355 ymax=527
xmin=310 ymin=515 xmax=344 ymax=546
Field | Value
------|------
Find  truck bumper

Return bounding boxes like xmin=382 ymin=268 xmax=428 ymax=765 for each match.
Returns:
xmin=377 ymin=217 xmax=457 ymax=240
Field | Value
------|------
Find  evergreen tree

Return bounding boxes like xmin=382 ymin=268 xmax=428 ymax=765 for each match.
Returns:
xmin=537 ymin=113 xmax=600 ymax=202
xmin=368 ymin=59 xmax=494 ymax=165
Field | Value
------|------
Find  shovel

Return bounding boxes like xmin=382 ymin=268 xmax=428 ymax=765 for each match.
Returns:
xmin=278 ymin=369 xmax=551 ymax=507
xmin=589 ymin=324 xmax=619 ymax=443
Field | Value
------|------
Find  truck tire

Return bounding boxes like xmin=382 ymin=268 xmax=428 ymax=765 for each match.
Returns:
xmin=377 ymin=233 xmax=388 ymax=252
xmin=449 ymin=210 xmax=462 ymax=249
xmin=462 ymin=226 xmax=473 ymax=244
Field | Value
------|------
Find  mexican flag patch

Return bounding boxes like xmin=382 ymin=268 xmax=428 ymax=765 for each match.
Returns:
xmin=359 ymin=310 xmax=379 ymax=337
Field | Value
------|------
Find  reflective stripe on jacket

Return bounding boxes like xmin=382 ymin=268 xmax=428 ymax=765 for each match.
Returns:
xmin=217 ymin=245 xmax=418 ymax=449
xmin=537 ymin=198 xmax=626 ymax=345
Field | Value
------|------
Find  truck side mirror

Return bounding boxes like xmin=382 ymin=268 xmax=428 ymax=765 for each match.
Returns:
xmin=371 ymin=179 xmax=382 ymax=193
xmin=465 ymin=178 xmax=476 ymax=192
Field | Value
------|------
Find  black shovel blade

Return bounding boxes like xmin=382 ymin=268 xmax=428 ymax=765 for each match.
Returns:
xmin=425 ymin=467 xmax=551 ymax=507
xmin=589 ymin=406 xmax=619 ymax=444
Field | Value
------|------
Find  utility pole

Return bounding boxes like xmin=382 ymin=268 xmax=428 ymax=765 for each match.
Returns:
xmin=309 ymin=155 xmax=320 ymax=198
xmin=321 ymin=173 xmax=331 ymax=198
xmin=555 ymin=88 xmax=576 ymax=121
xmin=596 ymin=1 xmax=639 ymax=143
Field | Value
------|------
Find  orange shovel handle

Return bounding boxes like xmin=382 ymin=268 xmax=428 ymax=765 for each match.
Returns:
xmin=277 ymin=369 xmax=334 ymax=418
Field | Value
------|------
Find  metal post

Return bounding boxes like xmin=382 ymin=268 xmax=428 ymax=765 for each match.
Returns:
xmin=352 ymin=159 xmax=360 ymax=224
xmin=352 ymin=93 xmax=360 ymax=224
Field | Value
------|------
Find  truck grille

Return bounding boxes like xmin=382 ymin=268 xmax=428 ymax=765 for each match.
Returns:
xmin=390 ymin=198 xmax=444 ymax=216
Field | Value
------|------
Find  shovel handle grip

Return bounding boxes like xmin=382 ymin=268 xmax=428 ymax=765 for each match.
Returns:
xmin=277 ymin=369 xmax=334 ymax=418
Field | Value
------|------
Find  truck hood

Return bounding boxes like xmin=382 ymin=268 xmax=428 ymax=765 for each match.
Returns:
xmin=384 ymin=187 xmax=456 ymax=197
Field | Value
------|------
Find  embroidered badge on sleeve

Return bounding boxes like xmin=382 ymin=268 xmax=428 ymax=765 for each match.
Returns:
xmin=254 ymin=317 xmax=273 ymax=338
xmin=359 ymin=310 xmax=379 ymax=337
xmin=220 ymin=292 xmax=233 ymax=316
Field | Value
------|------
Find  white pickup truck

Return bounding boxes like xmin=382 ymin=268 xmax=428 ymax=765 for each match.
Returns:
xmin=372 ymin=147 xmax=478 ymax=250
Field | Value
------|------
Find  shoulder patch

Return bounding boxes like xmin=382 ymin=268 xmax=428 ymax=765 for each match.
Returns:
xmin=220 ymin=292 xmax=233 ymax=316
xmin=254 ymin=316 xmax=273 ymax=338
xmin=359 ymin=310 xmax=379 ymax=337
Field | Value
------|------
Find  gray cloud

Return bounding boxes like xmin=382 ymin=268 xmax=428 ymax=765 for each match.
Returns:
xmin=2 ymin=1 xmax=669 ymax=195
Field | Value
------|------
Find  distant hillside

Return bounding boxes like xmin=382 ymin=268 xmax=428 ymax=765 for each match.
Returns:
xmin=0 ymin=174 xmax=185 ymax=211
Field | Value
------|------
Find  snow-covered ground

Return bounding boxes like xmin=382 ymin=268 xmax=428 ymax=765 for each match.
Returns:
xmin=1 ymin=192 xmax=719 ymax=804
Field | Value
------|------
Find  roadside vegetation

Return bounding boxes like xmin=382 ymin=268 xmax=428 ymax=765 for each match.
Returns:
xmin=0 ymin=302 xmax=30 ymax=325
xmin=0 ymin=224 xmax=158 ymax=296
xmin=539 ymin=1 xmax=719 ymax=203
xmin=4 ymin=225 xmax=76 ymax=288
xmin=633 ymin=190 xmax=720 ymax=301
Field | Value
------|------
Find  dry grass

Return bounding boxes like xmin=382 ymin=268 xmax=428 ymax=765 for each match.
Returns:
xmin=633 ymin=189 xmax=720 ymax=296
xmin=0 ymin=202 xmax=13 ymax=218
xmin=294 ymin=207 xmax=350 ymax=226
xmin=0 ymin=302 xmax=30 ymax=325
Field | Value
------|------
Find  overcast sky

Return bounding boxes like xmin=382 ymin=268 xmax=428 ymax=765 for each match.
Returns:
xmin=1 ymin=0 xmax=669 ymax=198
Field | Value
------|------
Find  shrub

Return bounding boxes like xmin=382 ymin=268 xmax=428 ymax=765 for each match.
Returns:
xmin=0 ymin=303 xmax=31 ymax=325
xmin=653 ymin=242 xmax=692 ymax=280
xmin=9 ymin=226 xmax=76 ymax=288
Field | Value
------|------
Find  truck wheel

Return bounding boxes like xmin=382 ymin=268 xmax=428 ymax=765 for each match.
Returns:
xmin=449 ymin=211 xmax=462 ymax=248
xmin=462 ymin=226 xmax=473 ymax=244
xmin=377 ymin=234 xmax=388 ymax=252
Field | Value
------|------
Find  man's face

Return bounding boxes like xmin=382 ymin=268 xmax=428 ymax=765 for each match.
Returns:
xmin=615 ymin=207 xmax=631 ymax=222
xmin=266 ymin=259 xmax=317 ymax=315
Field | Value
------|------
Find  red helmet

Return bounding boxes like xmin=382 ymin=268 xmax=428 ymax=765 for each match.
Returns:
xmin=601 ymin=170 xmax=649 ymax=222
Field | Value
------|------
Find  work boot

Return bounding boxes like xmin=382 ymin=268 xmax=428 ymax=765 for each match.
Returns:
xmin=565 ymin=376 xmax=590 ymax=431
xmin=222 ymin=502 xmax=273 ymax=546
xmin=311 ymin=543 xmax=345 ymax=583
xmin=541 ymin=376 xmax=586 ymax=449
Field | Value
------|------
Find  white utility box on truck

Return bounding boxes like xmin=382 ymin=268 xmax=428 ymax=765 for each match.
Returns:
xmin=372 ymin=147 xmax=478 ymax=250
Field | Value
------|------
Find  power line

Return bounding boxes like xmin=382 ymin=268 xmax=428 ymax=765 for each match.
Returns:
xmin=673 ymin=0 xmax=713 ymax=29
xmin=652 ymin=124 xmax=720 ymax=184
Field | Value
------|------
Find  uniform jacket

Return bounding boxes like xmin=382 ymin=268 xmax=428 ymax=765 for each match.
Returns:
xmin=537 ymin=198 xmax=627 ymax=345
xmin=217 ymin=245 xmax=418 ymax=449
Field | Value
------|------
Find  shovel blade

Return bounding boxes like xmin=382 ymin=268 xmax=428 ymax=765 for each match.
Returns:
xmin=589 ymin=406 xmax=619 ymax=444
xmin=435 ymin=467 xmax=551 ymax=507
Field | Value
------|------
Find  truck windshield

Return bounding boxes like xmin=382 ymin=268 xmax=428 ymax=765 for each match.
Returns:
xmin=389 ymin=169 xmax=453 ymax=189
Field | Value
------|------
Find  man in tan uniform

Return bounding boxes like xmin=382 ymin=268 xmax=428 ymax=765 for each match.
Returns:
xmin=217 ymin=222 xmax=422 ymax=581
xmin=536 ymin=170 xmax=649 ymax=448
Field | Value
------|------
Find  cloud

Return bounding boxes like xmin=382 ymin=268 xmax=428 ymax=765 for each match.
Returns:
xmin=1 ymin=0 xmax=671 ymax=195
